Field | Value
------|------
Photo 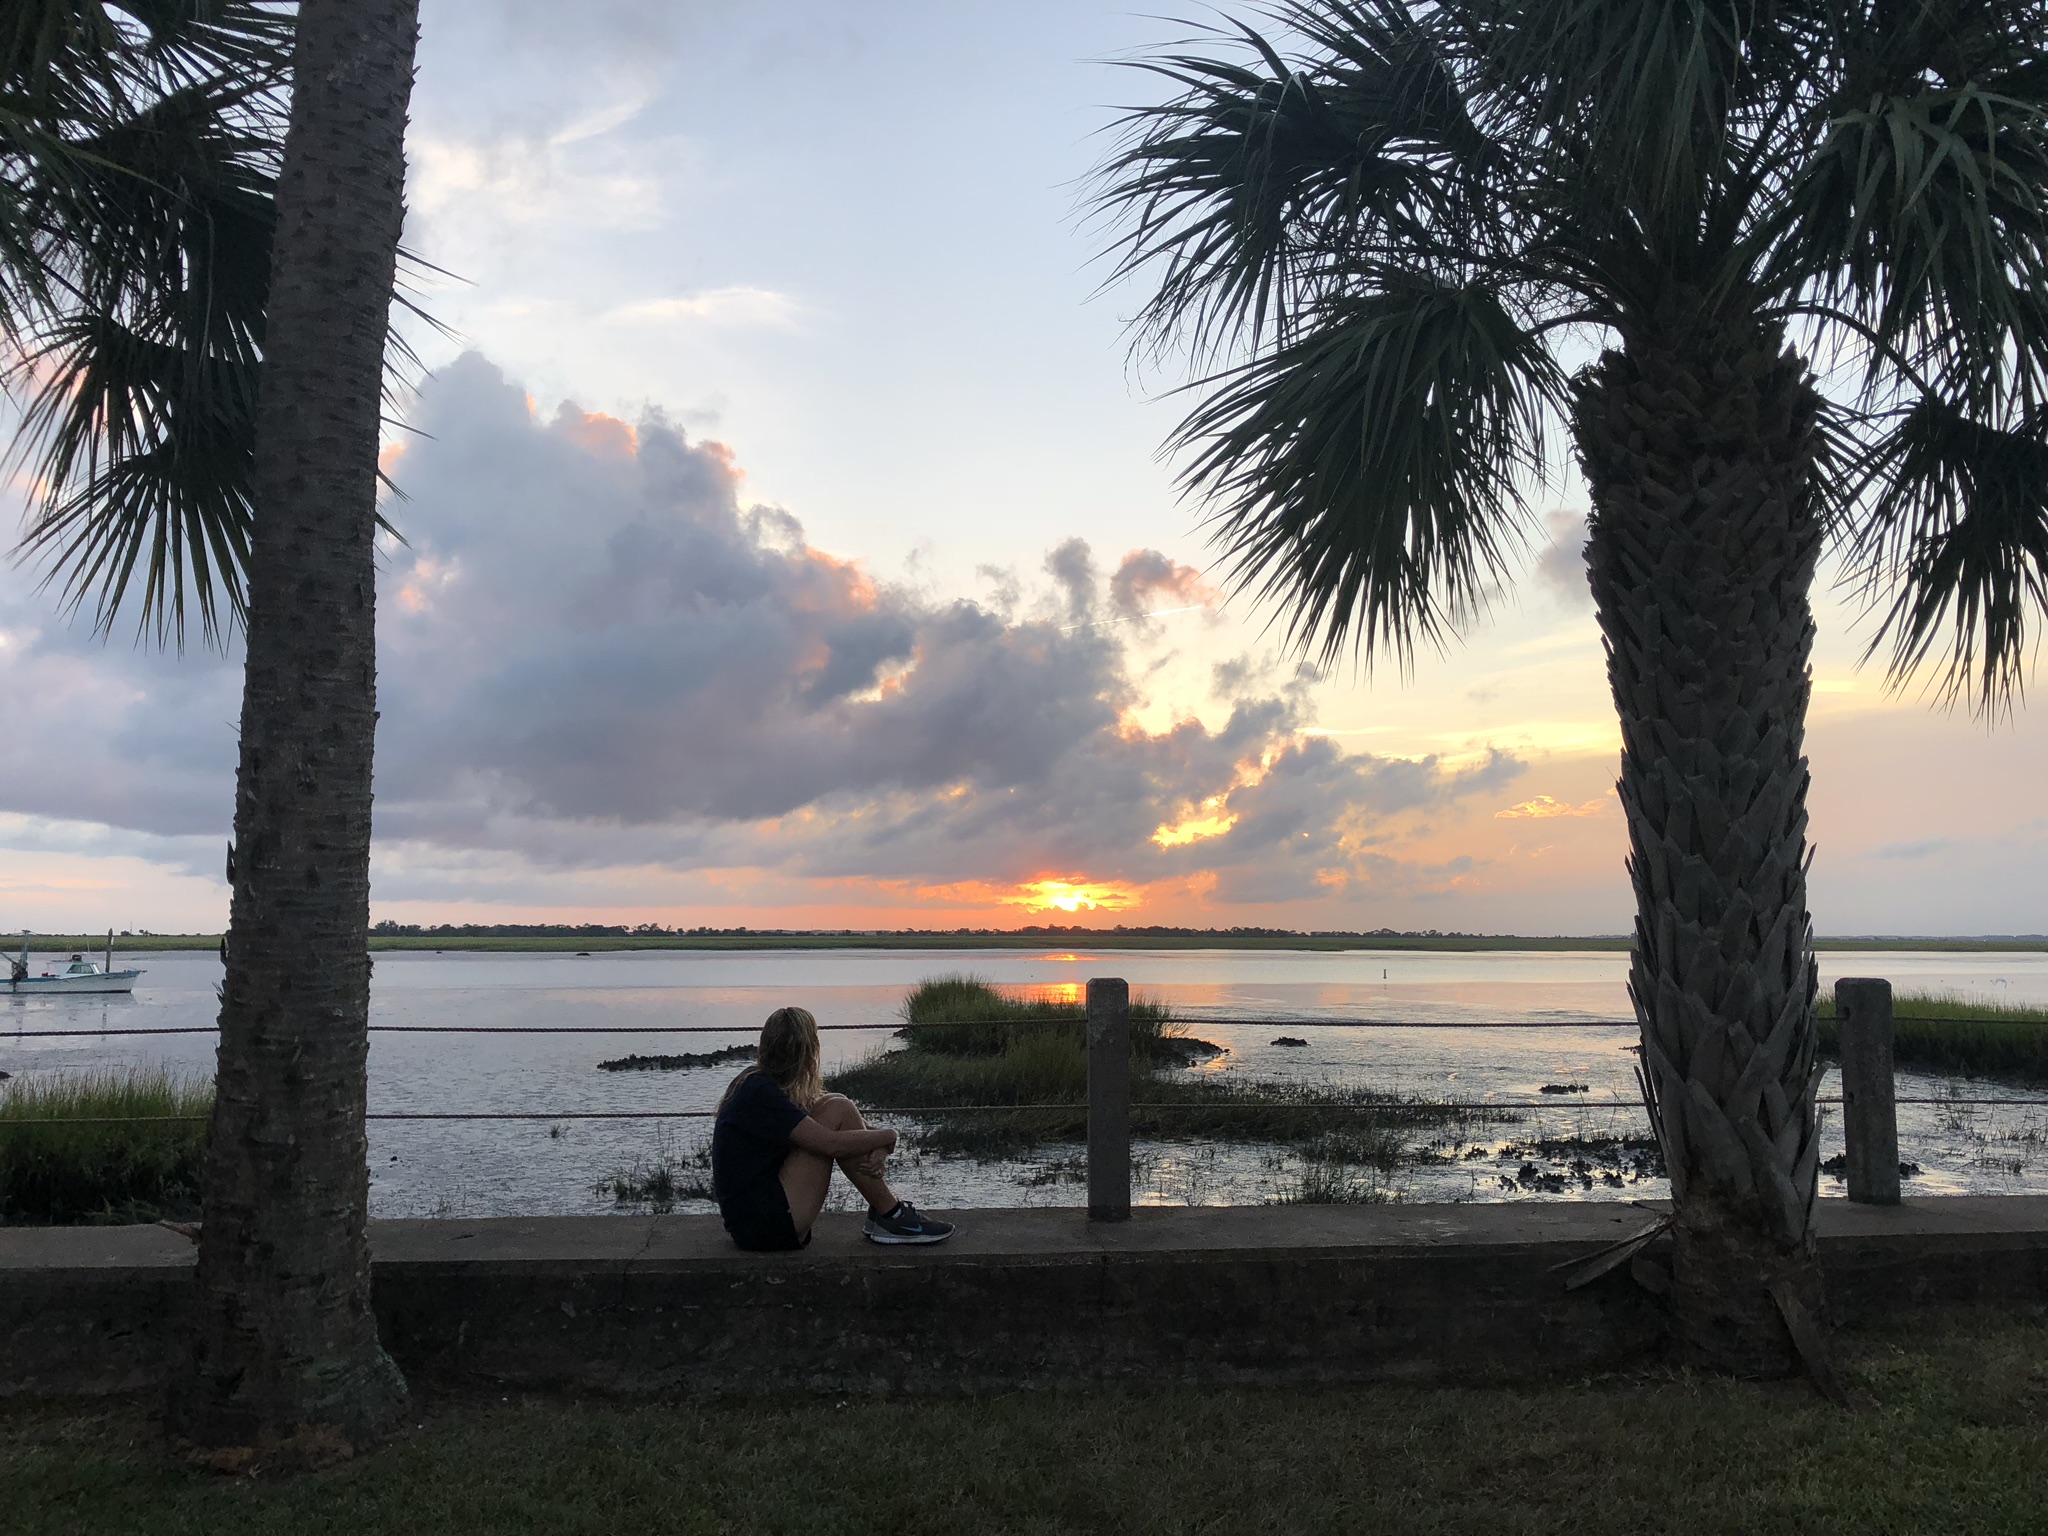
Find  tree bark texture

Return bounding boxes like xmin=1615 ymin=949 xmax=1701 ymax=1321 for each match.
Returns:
xmin=171 ymin=0 xmax=420 ymax=1458
xmin=1575 ymin=317 xmax=1828 ymax=1377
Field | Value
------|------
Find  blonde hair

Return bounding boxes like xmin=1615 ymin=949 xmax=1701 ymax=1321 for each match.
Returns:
xmin=721 ymin=1005 xmax=825 ymax=1111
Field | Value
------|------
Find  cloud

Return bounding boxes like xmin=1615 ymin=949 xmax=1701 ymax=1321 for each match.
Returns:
xmin=1533 ymin=509 xmax=1590 ymax=607
xmin=1108 ymin=548 xmax=1214 ymax=621
xmin=373 ymin=368 xmax=1130 ymax=833
xmin=405 ymin=6 xmax=702 ymax=265
xmin=600 ymin=287 xmax=801 ymax=329
xmin=0 ymin=594 xmax=242 ymax=846
xmin=1874 ymin=837 xmax=1953 ymax=861
xmin=1495 ymin=794 xmax=1609 ymax=820
xmin=407 ymin=121 xmax=681 ymax=241
xmin=0 ymin=352 xmax=1528 ymax=920
xmin=425 ymin=0 xmax=687 ymax=62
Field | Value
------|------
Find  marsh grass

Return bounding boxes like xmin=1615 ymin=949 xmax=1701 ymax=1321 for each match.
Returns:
xmin=1273 ymin=1161 xmax=1391 ymax=1204
xmin=0 ymin=1070 xmax=209 ymax=1225
xmin=1819 ymin=991 xmax=2048 ymax=1082
xmin=1910 ymin=1093 xmax=2048 ymax=1179
xmin=597 ymin=1127 xmax=711 ymax=1213
xmin=895 ymin=973 xmax=1180 ymax=1058
xmin=829 ymin=976 xmax=1496 ymax=1162
xmin=1270 ymin=1134 xmax=1397 ymax=1203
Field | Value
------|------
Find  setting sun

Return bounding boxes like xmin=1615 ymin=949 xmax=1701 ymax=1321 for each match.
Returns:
xmin=1003 ymin=878 xmax=1140 ymax=914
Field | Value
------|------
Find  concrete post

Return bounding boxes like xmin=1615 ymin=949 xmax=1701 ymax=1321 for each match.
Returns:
xmin=1086 ymin=976 xmax=1131 ymax=1221
xmin=1835 ymin=976 xmax=1900 ymax=1205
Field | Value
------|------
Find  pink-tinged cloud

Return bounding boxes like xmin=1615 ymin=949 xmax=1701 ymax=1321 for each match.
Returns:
xmin=1107 ymin=548 xmax=1216 ymax=620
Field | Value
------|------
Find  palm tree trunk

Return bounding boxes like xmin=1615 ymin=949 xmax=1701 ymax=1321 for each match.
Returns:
xmin=1575 ymin=315 xmax=1828 ymax=1376
xmin=170 ymin=0 xmax=420 ymax=1459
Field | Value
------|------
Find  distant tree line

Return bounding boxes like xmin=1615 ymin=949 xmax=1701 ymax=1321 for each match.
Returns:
xmin=368 ymin=920 xmax=1484 ymax=939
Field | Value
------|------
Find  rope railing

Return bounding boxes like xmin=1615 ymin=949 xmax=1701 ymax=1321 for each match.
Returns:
xmin=0 ymin=1014 xmax=2025 ymax=1041
xmin=8 ymin=984 xmax=2048 ymax=1155
xmin=0 ymin=1018 xmax=1643 ymax=1038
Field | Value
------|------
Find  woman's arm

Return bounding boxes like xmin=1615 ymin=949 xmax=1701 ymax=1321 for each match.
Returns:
xmin=789 ymin=1119 xmax=896 ymax=1159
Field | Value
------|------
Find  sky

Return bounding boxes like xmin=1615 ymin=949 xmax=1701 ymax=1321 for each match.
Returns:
xmin=2 ymin=1 xmax=2044 ymax=938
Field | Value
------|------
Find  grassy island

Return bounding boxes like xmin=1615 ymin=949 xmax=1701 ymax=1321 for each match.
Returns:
xmin=825 ymin=977 xmax=1498 ymax=1197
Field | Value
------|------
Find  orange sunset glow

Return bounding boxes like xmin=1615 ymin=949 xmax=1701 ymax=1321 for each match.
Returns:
xmin=1495 ymin=795 xmax=1611 ymax=821
xmin=1002 ymin=878 xmax=1141 ymax=915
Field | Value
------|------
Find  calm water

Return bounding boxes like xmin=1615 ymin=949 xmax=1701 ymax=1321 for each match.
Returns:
xmin=5 ymin=946 xmax=2046 ymax=1215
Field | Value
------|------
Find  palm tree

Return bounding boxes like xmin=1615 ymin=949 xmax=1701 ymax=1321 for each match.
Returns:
xmin=165 ymin=0 xmax=421 ymax=1456
xmin=1099 ymin=0 xmax=2048 ymax=1375
xmin=6 ymin=0 xmax=423 ymax=1449
xmin=7 ymin=2 xmax=423 ymax=1452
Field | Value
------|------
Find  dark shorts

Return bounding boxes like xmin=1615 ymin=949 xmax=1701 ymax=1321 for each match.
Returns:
xmin=723 ymin=1183 xmax=811 ymax=1253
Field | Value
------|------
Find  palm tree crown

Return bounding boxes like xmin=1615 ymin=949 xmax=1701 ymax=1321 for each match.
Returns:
xmin=1100 ymin=0 xmax=2048 ymax=706
xmin=2 ymin=1 xmax=291 ymax=646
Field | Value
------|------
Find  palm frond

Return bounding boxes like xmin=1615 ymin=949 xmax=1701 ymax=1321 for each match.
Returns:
xmin=1 ymin=3 xmax=291 ymax=647
xmin=1830 ymin=0 xmax=2039 ymax=98
xmin=1848 ymin=393 xmax=2048 ymax=711
xmin=1461 ymin=0 xmax=1776 ymax=227
xmin=1183 ymin=274 xmax=1560 ymax=668
xmin=1095 ymin=1 xmax=1487 ymax=360
xmin=1777 ymin=81 xmax=2048 ymax=411
xmin=13 ymin=301 xmax=259 ymax=644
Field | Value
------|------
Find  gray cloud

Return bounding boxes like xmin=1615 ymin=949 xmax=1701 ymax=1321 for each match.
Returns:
xmin=0 ymin=352 xmax=1526 ymax=912
xmin=1534 ymin=509 xmax=1590 ymax=607
xmin=1875 ymin=837 xmax=1953 ymax=861
xmin=0 ymin=583 xmax=241 ymax=849
xmin=375 ymin=360 xmax=1135 ymax=831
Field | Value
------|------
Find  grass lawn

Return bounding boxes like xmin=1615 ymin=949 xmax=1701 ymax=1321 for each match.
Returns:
xmin=6 ymin=1309 xmax=2044 ymax=1534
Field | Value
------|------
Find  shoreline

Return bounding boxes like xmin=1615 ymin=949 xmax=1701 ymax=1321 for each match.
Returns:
xmin=31 ymin=932 xmax=2048 ymax=955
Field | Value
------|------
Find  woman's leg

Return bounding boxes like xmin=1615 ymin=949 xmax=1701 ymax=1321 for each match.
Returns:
xmin=777 ymin=1140 xmax=834 ymax=1238
xmin=776 ymin=1093 xmax=899 ymax=1236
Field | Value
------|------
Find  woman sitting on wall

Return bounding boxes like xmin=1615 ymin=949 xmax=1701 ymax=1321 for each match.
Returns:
xmin=712 ymin=1005 xmax=955 ymax=1250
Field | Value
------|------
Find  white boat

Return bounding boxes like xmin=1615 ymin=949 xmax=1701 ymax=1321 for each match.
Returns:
xmin=8 ymin=932 xmax=143 ymax=995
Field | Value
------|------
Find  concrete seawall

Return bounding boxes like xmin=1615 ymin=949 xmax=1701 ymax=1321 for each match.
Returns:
xmin=5 ymin=1198 xmax=2045 ymax=1398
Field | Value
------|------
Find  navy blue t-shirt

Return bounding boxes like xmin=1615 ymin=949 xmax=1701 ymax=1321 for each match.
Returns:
xmin=712 ymin=1071 xmax=808 ymax=1235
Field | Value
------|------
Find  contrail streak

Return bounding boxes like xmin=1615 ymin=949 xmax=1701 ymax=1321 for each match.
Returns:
xmin=1058 ymin=604 xmax=1206 ymax=633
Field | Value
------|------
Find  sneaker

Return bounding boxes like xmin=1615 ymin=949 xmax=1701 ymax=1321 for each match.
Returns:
xmin=863 ymin=1201 xmax=955 ymax=1245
